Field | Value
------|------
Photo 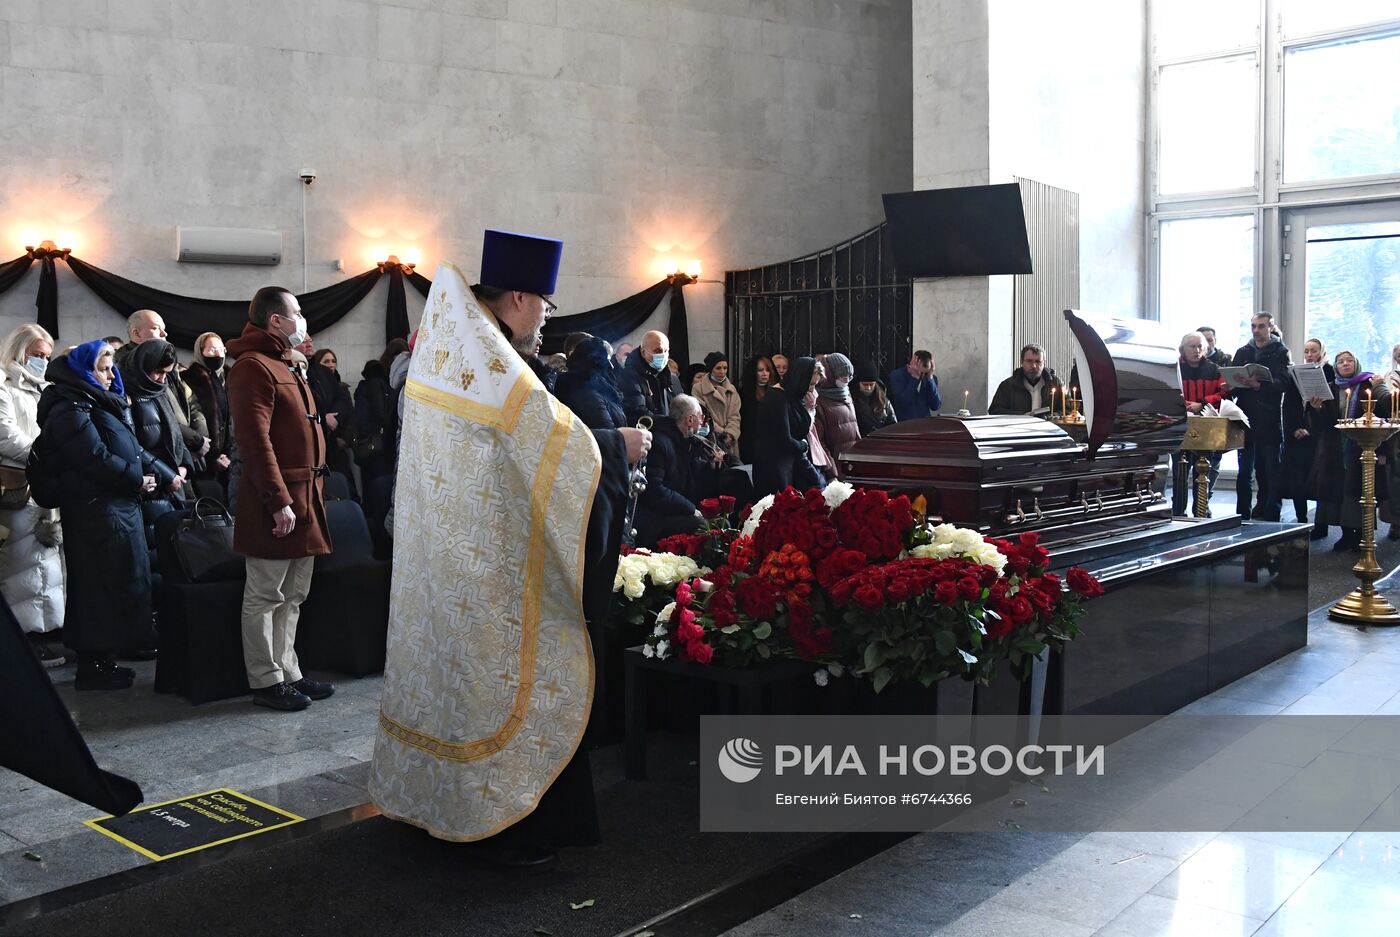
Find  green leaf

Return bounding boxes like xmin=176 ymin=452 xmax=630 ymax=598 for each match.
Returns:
xmin=534 ymin=929 xmax=554 ymax=936
xmin=863 ymin=644 xmax=882 ymax=671
xmin=872 ymin=666 xmax=893 ymax=694
xmin=753 ymin=621 xmax=773 ymax=640
xmin=22 ymin=851 xmax=41 ymax=862
xmin=756 ymin=643 xmax=771 ymax=659
xmin=957 ymin=648 xmax=978 ymax=665
xmin=570 ymin=898 xmax=596 ymax=910
xmin=934 ymin=630 xmax=956 ymax=655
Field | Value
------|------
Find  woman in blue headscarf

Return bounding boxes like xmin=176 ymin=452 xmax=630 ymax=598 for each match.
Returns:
xmin=34 ymin=340 xmax=169 ymax=690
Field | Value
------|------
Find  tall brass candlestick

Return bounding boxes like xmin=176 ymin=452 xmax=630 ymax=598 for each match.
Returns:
xmin=1330 ymin=419 xmax=1400 ymax=626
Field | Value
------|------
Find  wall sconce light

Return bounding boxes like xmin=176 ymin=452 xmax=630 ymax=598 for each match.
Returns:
xmin=25 ymin=235 xmax=75 ymax=259
xmin=376 ymin=252 xmax=417 ymax=274
xmin=653 ymin=257 xmax=703 ymax=283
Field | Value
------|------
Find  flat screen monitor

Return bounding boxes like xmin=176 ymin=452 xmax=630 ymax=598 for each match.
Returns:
xmin=882 ymin=183 xmax=1033 ymax=277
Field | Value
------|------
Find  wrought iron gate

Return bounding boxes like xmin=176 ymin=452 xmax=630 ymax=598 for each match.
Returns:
xmin=725 ymin=223 xmax=912 ymax=380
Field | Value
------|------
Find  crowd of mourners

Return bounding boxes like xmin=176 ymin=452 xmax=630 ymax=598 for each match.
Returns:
xmin=3 ymin=302 xmax=1387 ymax=687
xmin=1174 ymin=311 xmax=1400 ymax=551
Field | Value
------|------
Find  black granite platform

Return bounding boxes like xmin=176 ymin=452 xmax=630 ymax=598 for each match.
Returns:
xmin=1047 ymin=516 xmax=1311 ymax=715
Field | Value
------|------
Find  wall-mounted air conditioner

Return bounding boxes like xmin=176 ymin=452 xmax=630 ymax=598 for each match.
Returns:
xmin=177 ymin=226 xmax=282 ymax=265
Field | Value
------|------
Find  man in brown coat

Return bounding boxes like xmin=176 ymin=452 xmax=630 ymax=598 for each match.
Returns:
xmin=226 ymin=286 xmax=334 ymax=711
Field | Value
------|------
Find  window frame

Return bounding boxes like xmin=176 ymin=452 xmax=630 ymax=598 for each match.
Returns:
xmin=1147 ymin=0 xmax=1400 ymax=328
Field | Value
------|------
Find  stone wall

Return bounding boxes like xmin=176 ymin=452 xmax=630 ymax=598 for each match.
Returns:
xmin=0 ymin=0 xmax=912 ymax=381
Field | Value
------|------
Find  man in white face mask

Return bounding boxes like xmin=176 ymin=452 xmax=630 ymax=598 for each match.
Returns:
xmin=617 ymin=328 xmax=683 ymax=424
xmin=226 ymin=287 xmax=334 ymax=712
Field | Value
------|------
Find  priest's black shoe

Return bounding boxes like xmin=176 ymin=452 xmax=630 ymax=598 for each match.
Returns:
xmin=75 ymin=655 xmax=135 ymax=691
xmin=252 ymin=682 xmax=311 ymax=711
xmin=290 ymin=677 xmax=335 ymax=701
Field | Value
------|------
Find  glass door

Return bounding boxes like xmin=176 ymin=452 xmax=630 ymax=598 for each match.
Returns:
xmin=1282 ymin=201 xmax=1400 ymax=375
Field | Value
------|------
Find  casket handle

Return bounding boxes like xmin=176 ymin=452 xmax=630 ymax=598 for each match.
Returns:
xmin=1032 ymin=498 xmax=1043 ymax=521
xmin=1094 ymin=490 xmax=1105 ymax=512
xmin=1014 ymin=499 xmax=1027 ymax=523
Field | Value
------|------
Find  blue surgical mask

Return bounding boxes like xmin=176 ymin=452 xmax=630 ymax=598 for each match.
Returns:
xmin=25 ymin=356 xmax=48 ymax=379
xmin=650 ymin=353 xmax=668 ymax=371
xmin=696 ymin=424 xmax=710 ymax=438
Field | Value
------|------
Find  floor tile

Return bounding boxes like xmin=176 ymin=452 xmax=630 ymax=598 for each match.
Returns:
xmin=928 ymin=900 xmax=1097 ymax=937
xmin=1096 ymin=891 xmax=1263 ymax=937
xmin=1149 ymin=833 xmax=1327 ymax=920
xmin=1251 ymin=866 xmax=1400 ymax=935
xmin=993 ymin=836 xmax=1179 ymax=930
xmin=1080 ymin=830 xmax=1218 ymax=863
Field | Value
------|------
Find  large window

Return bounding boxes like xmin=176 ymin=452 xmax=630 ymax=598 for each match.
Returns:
xmin=1283 ymin=31 xmax=1400 ymax=184
xmin=1157 ymin=57 xmax=1257 ymax=195
xmin=1159 ymin=216 xmax=1256 ymax=351
xmin=1303 ymin=221 xmax=1400 ymax=369
xmin=1150 ymin=2 xmax=1400 ymax=336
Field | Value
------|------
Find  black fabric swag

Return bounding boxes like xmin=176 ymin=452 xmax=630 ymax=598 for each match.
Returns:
xmin=65 ymin=255 xmax=383 ymax=347
xmin=0 ymin=255 xmax=34 ymax=297
xmin=540 ymin=278 xmax=675 ymax=356
xmin=0 ymin=597 xmax=143 ymax=815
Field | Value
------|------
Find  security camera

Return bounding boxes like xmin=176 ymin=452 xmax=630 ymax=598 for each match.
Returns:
xmin=299 ymin=169 xmax=316 ymax=185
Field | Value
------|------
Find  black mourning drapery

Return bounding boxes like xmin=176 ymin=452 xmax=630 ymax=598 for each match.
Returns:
xmin=36 ymin=256 xmax=59 ymax=339
xmin=64 ymin=255 xmax=384 ymax=347
xmin=0 ymin=255 xmax=34 ymax=297
xmin=539 ymin=278 xmax=675 ymax=356
xmin=0 ymin=599 xmax=142 ymax=815
xmin=408 ymin=270 xmax=432 ymax=298
xmin=385 ymin=265 xmax=409 ymax=343
xmin=667 ymin=281 xmax=690 ymax=369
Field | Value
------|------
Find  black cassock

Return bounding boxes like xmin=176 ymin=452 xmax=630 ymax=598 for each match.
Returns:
xmin=492 ymin=426 xmax=629 ymax=849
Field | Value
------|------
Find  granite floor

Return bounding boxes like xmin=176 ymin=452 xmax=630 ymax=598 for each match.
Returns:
xmin=721 ymin=604 xmax=1400 ymax=937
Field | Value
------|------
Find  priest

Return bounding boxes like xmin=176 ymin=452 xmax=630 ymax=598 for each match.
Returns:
xmin=369 ymin=231 xmax=649 ymax=868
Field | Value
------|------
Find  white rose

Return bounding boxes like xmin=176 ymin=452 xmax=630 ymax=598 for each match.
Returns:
xmin=741 ymin=494 xmax=776 ymax=538
xmin=657 ymin=602 xmax=676 ymax=624
xmin=655 ymin=639 xmax=670 ymax=660
xmin=694 ymin=579 xmax=714 ymax=593
xmin=950 ymin=528 xmax=983 ymax=554
xmin=930 ymin=523 xmax=960 ymax=545
xmin=813 ymin=669 xmax=830 ymax=687
xmin=624 ymin=579 xmax=646 ymax=599
xmin=642 ymin=643 xmax=656 ymax=658
xmin=822 ymin=480 xmax=855 ymax=510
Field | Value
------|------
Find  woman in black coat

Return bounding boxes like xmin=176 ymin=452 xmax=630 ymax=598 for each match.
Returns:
xmin=738 ymin=354 xmax=778 ymax=464
xmin=555 ymin=337 xmax=627 ymax=431
xmin=34 ymin=341 xmax=173 ymax=690
xmin=354 ymin=339 xmax=406 ymax=484
xmin=184 ymin=331 xmax=232 ymax=491
xmin=1278 ymin=338 xmax=1332 ymax=531
xmin=119 ymin=340 xmax=193 ymax=549
xmin=752 ymin=356 xmax=822 ymax=499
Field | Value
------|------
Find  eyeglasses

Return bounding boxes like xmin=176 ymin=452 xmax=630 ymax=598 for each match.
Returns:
xmin=537 ymin=294 xmax=557 ymax=318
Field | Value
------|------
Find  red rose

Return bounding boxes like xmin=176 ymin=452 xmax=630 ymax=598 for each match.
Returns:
xmin=1067 ymin=566 xmax=1104 ymax=597
xmin=957 ymin=576 xmax=981 ymax=601
xmin=934 ymin=580 xmax=959 ymax=605
xmin=1019 ymin=532 xmax=1040 ymax=547
xmin=1025 ymin=584 xmax=1054 ymax=614
xmin=886 ymin=578 xmax=913 ymax=603
xmin=853 ymin=585 xmax=884 ymax=611
xmin=674 ymin=581 xmax=693 ymax=608
xmin=830 ymin=578 xmax=855 ymax=606
xmin=687 ymin=641 xmax=714 ymax=664
xmin=816 ymin=527 xmax=839 ymax=549
xmin=1006 ymin=596 xmax=1034 ymax=624
xmin=985 ymin=608 xmax=1014 ymax=639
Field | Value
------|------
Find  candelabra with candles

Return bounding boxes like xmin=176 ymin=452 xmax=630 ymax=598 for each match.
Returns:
xmin=1330 ymin=388 xmax=1400 ymax=626
xmin=1048 ymin=386 xmax=1087 ymax=441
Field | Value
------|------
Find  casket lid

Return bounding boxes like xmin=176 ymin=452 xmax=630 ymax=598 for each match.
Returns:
xmin=850 ymin=414 xmax=1079 ymax=465
xmin=1065 ymin=310 xmax=1186 ymax=457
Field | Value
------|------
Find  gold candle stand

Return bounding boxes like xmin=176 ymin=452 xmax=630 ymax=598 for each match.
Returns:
xmin=1179 ymin=416 xmax=1245 ymax=518
xmin=1330 ymin=401 xmax=1400 ymax=626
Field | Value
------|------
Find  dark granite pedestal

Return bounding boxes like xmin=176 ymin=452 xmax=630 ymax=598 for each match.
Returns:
xmin=1045 ymin=515 xmax=1311 ymax=715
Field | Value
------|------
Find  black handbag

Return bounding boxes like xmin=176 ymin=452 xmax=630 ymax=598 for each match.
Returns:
xmin=172 ymin=497 xmax=241 ymax=582
xmin=352 ymin=428 xmax=383 ymax=462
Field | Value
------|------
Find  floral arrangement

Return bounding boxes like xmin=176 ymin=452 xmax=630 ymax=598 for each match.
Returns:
xmin=612 ymin=547 xmax=710 ymax=635
xmin=614 ymin=481 xmax=1104 ymax=692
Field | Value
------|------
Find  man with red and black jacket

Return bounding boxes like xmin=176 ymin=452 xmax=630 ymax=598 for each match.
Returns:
xmin=1174 ymin=331 xmax=1229 ymax=516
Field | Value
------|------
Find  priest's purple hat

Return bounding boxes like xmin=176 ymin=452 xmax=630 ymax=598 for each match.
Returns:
xmin=479 ymin=229 xmax=563 ymax=296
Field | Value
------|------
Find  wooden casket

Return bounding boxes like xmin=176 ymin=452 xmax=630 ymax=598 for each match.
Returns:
xmin=839 ymin=311 xmax=1190 ymax=547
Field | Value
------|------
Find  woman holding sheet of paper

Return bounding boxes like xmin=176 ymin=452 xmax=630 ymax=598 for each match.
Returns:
xmin=1282 ymin=338 xmax=1336 ymax=540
